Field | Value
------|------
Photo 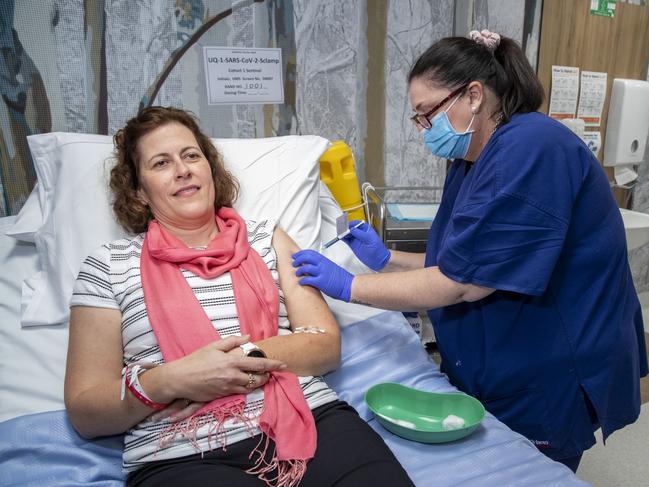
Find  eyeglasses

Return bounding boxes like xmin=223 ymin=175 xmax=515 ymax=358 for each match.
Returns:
xmin=410 ymin=84 xmax=468 ymax=130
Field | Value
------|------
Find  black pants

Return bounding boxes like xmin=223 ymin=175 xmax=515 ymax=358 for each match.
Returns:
xmin=127 ymin=400 xmax=414 ymax=487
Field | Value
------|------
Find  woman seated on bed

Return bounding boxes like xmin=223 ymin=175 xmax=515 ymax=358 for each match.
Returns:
xmin=64 ymin=106 xmax=413 ymax=487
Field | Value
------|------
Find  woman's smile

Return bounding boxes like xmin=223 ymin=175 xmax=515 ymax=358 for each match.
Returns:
xmin=173 ymin=184 xmax=200 ymax=197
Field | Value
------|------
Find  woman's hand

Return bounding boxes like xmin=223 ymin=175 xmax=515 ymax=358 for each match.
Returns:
xmin=342 ymin=220 xmax=391 ymax=271
xmin=154 ymin=335 xmax=285 ymax=403
xmin=148 ymin=398 xmax=207 ymax=423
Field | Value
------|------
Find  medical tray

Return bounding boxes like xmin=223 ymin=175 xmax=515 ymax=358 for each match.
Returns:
xmin=364 ymin=186 xmax=442 ymax=253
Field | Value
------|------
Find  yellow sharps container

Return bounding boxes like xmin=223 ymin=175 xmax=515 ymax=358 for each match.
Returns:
xmin=319 ymin=140 xmax=365 ymax=221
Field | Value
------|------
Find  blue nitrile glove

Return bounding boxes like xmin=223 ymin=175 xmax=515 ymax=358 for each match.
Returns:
xmin=292 ymin=249 xmax=354 ymax=302
xmin=342 ymin=220 xmax=391 ymax=271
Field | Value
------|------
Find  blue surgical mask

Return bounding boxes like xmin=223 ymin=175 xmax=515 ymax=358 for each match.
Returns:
xmin=421 ymin=95 xmax=475 ymax=159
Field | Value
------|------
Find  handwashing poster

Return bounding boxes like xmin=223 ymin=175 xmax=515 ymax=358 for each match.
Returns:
xmin=549 ymin=66 xmax=580 ymax=120
xmin=577 ymin=71 xmax=607 ymax=127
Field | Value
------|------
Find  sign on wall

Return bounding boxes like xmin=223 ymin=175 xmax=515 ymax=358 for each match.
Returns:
xmin=577 ymin=71 xmax=607 ymax=127
xmin=203 ymin=47 xmax=284 ymax=105
xmin=590 ymin=0 xmax=616 ymax=18
xmin=548 ymin=65 xmax=580 ymax=119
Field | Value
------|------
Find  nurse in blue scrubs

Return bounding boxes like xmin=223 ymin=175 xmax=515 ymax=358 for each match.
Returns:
xmin=292 ymin=30 xmax=648 ymax=472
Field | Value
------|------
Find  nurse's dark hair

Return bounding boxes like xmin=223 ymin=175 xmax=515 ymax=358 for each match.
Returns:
xmin=110 ymin=106 xmax=239 ymax=234
xmin=408 ymin=36 xmax=544 ymax=124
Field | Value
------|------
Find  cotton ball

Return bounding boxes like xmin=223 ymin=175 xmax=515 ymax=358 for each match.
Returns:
xmin=442 ymin=414 xmax=465 ymax=430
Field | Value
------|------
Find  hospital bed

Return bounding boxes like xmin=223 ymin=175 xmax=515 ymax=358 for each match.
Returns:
xmin=0 ymin=133 xmax=589 ymax=486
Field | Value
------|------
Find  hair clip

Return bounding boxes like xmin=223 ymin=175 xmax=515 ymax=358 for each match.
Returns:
xmin=469 ymin=29 xmax=501 ymax=52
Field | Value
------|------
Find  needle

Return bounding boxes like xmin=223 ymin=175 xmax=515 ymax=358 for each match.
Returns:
xmin=323 ymin=221 xmax=364 ymax=249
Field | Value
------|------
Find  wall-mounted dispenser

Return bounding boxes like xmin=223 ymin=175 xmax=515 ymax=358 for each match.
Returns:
xmin=604 ymin=78 xmax=649 ymax=169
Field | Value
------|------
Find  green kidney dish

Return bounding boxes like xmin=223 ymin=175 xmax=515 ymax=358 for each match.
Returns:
xmin=365 ymin=383 xmax=486 ymax=444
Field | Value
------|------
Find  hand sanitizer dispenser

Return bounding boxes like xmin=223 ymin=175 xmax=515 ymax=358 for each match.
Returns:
xmin=604 ymin=79 xmax=649 ymax=171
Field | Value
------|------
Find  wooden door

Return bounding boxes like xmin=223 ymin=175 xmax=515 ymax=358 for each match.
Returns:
xmin=537 ymin=0 xmax=649 ymax=206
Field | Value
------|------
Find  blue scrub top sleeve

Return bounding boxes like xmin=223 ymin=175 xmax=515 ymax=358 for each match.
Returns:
xmin=438 ymin=193 xmax=568 ymax=295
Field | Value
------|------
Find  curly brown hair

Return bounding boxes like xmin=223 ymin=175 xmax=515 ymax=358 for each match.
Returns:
xmin=110 ymin=106 xmax=239 ymax=234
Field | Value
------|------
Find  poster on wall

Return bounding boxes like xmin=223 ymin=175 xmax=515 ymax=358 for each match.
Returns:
xmin=203 ymin=47 xmax=284 ymax=105
xmin=582 ymin=131 xmax=602 ymax=157
xmin=577 ymin=71 xmax=607 ymax=126
xmin=548 ymin=66 xmax=580 ymax=119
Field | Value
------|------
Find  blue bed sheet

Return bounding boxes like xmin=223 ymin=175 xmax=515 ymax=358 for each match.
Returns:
xmin=0 ymin=310 xmax=589 ymax=486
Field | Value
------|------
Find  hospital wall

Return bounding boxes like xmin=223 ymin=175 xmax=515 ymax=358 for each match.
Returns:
xmin=2 ymin=0 xmax=648 ymax=293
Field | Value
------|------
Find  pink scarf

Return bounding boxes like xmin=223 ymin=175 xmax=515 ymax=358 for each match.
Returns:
xmin=140 ymin=207 xmax=316 ymax=487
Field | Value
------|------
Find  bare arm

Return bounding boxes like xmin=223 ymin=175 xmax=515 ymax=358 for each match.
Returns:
xmin=64 ymin=306 xmax=159 ymax=438
xmin=249 ymin=228 xmax=341 ymax=376
xmin=65 ymin=306 xmax=285 ymax=439
xmin=350 ymin=266 xmax=495 ymax=311
xmin=382 ymin=249 xmax=426 ymax=272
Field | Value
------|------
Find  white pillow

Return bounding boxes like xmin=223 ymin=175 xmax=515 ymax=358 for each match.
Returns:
xmin=19 ymin=132 xmax=328 ymax=327
xmin=4 ymin=184 xmax=43 ymax=243
xmin=0 ymin=217 xmax=67 ymax=422
xmin=218 ymin=136 xmax=324 ymax=248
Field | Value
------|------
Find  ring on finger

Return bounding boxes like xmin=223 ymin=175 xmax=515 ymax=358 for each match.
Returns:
xmin=246 ymin=373 xmax=256 ymax=389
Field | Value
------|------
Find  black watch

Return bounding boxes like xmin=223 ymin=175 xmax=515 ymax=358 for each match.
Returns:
xmin=239 ymin=342 xmax=267 ymax=358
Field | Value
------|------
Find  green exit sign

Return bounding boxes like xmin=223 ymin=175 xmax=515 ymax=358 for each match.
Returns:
xmin=590 ymin=0 xmax=616 ymax=18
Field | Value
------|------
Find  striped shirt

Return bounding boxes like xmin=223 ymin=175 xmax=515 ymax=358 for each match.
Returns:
xmin=70 ymin=219 xmax=337 ymax=470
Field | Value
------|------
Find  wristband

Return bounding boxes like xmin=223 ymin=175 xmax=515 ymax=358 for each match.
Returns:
xmin=293 ymin=326 xmax=326 ymax=334
xmin=121 ymin=363 xmax=168 ymax=411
